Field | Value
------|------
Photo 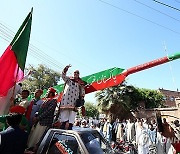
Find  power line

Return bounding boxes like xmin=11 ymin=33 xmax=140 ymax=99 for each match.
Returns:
xmin=0 ymin=33 xmax=11 ymax=42
xmin=30 ymin=44 xmax=65 ymax=69
xmin=175 ymin=0 xmax=180 ymax=3
xmin=134 ymin=0 xmax=180 ymax=23
xmin=163 ymin=42 xmax=177 ymax=90
xmin=1 ymin=20 xmax=96 ymax=72
xmin=153 ymin=0 xmax=180 ymax=12
xmin=0 ymin=31 xmax=63 ymax=70
xmin=98 ymin=0 xmax=180 ymax=35
xmin=0 ymin=22 xmax=16 ymax=34
xmin=32 ymin=37 xmax=97 ymax=72
xmin=0 ymin=30 xmax=12 ymax=41
xmin=0 ymin=23 xmax=66 ymax=71
xmin=0 ymin=21 xmax=94 ymax=74
xmin=29 ymin=47 xmax=63 ymax=70
xmin=0 ymin=32 xmax=62 ymax=70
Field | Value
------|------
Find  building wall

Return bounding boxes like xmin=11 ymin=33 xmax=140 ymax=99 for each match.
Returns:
xmin=160 ymin=109 xmax=180 ymax=122
xmin=133 ymin=97 xmax=180 ymax=123
xmin=131 ymin=89 xmax=180 ymax=122
xmin=134 ymin=108 xmax=180 ymax=123
xmin=158 ymin=88 xmax=180 ymax=107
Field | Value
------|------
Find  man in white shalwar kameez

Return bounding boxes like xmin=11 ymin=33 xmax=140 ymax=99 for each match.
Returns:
xmin=59 ymin=65 xmax=85 ymax=130
xmin=126 ymin=119 xmax=135 ymax=142
xmin=156 ymin=132 xmax=176 ymax=154
xmin=137 ymin=122 xmax=150 ymax=154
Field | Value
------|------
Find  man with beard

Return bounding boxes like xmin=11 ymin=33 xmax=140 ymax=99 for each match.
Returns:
xmin=27 ymin=88 xmax=57 ymax=150
xmin=59 ymin=65 xmax=85 ymax=130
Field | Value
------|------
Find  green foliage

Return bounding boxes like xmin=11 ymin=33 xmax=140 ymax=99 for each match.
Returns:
xmin=22 ymin=64 xmax=61 ymax=93
xmin=95 ymin=82 xmax=141 ymax=112
xmin=95 ymin=81 xmax=164 ymax=117
xmin=84 ymin=102 xmax=99 ymax=118
xmin=138 ymin=88 xmax=164 ymax=108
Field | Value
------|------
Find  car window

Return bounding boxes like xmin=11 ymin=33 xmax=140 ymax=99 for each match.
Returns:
xmin=80 ymin=131 xmax=111 ymax=154
xmin=47 ymin=133 xmax=81 ymax=154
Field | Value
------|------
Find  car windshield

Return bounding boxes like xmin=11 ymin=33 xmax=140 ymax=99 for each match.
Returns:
xmin=80 ymin=131 xmax=112 ymax=154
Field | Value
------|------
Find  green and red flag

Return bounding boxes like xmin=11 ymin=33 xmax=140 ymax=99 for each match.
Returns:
xmin=0 ymin=10 xmax=32 ymax=96
xmin=53 ymin=67 xmax=126 ymax=101
xmin=82 ymin=67 xmax=126 ymax=93
xmin=125 ymin=52 xmax=180 ymax=76
xmin=83 ymin=52 xmax=180 ymax=92
xmin=51 ymin=52 xmax=180 ymax=102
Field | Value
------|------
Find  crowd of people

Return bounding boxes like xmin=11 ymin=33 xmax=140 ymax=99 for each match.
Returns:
xmin=0 ymin=65 xmax=85 ymax=153
xmin=92 ymin=117 xmax=179 ymax=154
xmin=73 ymin=116 xmax=180 ymax=154
xmin=0 ymin=65 xmax=180 ymax=154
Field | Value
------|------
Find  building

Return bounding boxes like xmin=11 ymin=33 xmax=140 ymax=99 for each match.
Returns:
xmin=133 ymin=88 xmax=180 ymax=122
xmin=158 ymin=88 xmax=180 ymax=108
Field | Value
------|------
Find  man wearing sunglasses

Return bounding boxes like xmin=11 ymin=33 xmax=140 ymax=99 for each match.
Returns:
xmin=59 ymin=65 xmax=85 ymax=130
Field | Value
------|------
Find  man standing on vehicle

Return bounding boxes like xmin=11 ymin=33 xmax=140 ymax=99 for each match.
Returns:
xmin=59 ymin=65 xmax=85 ymax=130
xmin=27 ymin=88 xmax=57 ymax=150
xmin=25 ymin=89 xmax=43 ymax=128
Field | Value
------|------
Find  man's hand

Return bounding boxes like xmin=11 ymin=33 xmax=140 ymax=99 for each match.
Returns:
xmin=28 ymin=70 xmax=32 ymax=75
xmin=63 ymin=64 xmax=71 ymax=73
xmin=53 ymin=120 xmax=61 ymax=128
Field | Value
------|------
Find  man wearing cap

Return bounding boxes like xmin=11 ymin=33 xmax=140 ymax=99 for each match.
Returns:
xmin=27 ymin=87 xmax=57 ymax=150
xmin=25 ymin=89 xmax=43 ymax=128
xmin=0 ymin=105 xmax=29 ymax=132
xmin=59 ymin=65 xmax=85 ymax=130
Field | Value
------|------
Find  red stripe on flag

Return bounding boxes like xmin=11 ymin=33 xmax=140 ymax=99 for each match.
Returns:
xmin=126 ymin=56 xmax=169 ymax=75
xmin=57 ymin=73 xmax=127 ymax=102
xmin=85 ymin=73 xmax=127 ymax=94
xmin=0 ymin=46 xmax=24 ymax=96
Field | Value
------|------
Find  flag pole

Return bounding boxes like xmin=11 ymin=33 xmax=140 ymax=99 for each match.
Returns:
xmin=9 ymin=8 xmax=33 ymax=108
xmin=10 ymin=66 xmax=20 ymax=107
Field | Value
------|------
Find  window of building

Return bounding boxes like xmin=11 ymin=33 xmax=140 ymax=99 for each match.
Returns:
xmin=170 ymin=96 xmax=174 ymax=101
xmin=163 ymin=96 xmax=167 ymax=101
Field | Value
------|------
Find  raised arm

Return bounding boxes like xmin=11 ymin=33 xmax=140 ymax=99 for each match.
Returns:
xmin=61 ymin=65 xmax=71 ymax=83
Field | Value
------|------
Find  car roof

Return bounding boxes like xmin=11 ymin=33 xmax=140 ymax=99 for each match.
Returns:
xmin=72 ymin=126 xmax=97 ymax=132
xmin=49 ymin=127 xmax=97 ymax=134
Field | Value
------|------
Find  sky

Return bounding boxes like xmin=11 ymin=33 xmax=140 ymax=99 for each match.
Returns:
xmin=0 ymin=0 xmax=180 ymax=103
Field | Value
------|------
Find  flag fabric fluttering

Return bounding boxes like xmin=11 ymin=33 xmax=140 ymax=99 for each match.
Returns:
xmin=38 ymin=67 xmax=125 ymax=100
xmin=48 ymin=52 xmax=180 ymax=102
xmin=0 ymin=9 xmax=32 ymax=97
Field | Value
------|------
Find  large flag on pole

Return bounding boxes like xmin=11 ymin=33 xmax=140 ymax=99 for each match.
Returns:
xmin=46 ymin=52 xmax=180 ymax=102
xmin=0 ymin=9 xmax=32 ymax=97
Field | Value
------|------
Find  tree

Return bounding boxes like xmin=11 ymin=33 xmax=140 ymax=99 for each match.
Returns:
xmin=139 ymin=88 xmax=164 ymax=108
xmin=95 ymin=81 xmax=164 ymax=120
xmin=22 ymin=64 xmax=61 ymax=92
xmin=95 ymin=82 xmax=140 ymax=120
xmin=84 ymin=102 xmax=99 ymax=118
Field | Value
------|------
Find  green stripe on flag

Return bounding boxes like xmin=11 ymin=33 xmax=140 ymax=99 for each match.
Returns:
xmin=56 ymin=67 xmax=124 ymax=92
xmin=10 ymin=11 xmax=32 ymax=71
xmin=82 ymin=67 xmax=124 ymax=84
xmin=168 ymin=52 xmax=180 ymax=61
